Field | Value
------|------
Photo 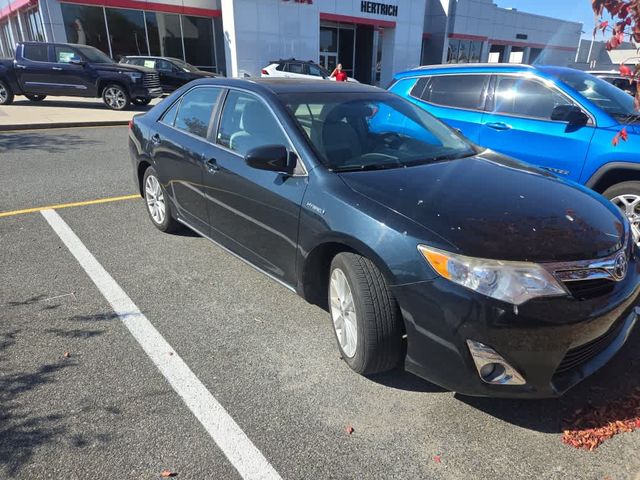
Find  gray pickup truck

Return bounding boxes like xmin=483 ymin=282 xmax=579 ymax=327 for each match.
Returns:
xmin=0 ymin=41 xmax=162 ymax=110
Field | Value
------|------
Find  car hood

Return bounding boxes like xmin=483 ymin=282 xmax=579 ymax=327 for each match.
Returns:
xmin=95 ymin=63 xmax=156 ymax=74
xmin=188 ymin=70 xmax=217 ymax=78
xmin=338 ymin=150 xmax=626 ymax=263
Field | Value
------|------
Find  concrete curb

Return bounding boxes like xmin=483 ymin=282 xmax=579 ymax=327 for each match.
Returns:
xmin=0 ymin=120 xmax=130 ymax=132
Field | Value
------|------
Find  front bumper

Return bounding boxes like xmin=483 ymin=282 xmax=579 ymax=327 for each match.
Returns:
xmin=131 ymin=86 xmax=163 ymax=99
xmin=391 ymin=255 xmax=640 ymax=398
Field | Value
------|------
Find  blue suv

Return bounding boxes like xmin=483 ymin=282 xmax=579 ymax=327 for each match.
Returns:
xmin=389 ymin=64 xmax=640 ymax=239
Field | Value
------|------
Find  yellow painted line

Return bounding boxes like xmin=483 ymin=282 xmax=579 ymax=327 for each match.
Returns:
xmin=0 ymin=194 xmax=139 ymax=218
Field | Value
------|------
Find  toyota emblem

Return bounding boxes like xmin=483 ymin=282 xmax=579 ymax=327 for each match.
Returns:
xmin=612 ymin=253 xmax=628 ymax=281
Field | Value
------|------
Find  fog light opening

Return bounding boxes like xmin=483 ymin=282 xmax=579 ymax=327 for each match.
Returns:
xmin=479 ymin=362 xmax=506 ymax=383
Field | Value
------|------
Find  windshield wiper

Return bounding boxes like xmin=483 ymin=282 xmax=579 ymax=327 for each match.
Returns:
xmin=614 ymin=112 xmax=640 ymax=121
xmin=332 ymin=163 xmax=401 ymax=173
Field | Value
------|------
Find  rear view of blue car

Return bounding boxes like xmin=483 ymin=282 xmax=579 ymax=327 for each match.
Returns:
xmin=389 ymin=64 xmax=640 ymax=241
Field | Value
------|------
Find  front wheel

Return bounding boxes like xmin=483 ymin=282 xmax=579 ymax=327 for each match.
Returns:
xmin=25 ymin=94 xmax=46 ymax=102
xmin=328 ymin=252 xmax=403 ymax=375
xmin=132 ymin=97 xmax=152 ymax=106
xmin=142 ymin=166 xmax=181 ymax=233
xmin=0 ymin=80 xmax=14 ymax=105
xmin=603 ymin=181 xmax=640 ymax=242
xmin=102 ymin=84 xmax=130 ymax=110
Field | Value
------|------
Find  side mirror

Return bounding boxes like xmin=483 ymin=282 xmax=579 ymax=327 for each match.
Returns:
xmin=245 ymin=145 xmax=294 ymax=174
xmin=551 ymin=104 xmax=589 ymax=125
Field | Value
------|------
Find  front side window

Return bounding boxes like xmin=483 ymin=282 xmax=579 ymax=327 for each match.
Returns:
xmin=308 ymin=64 xmax=327 ymax=78
xmin=420 ymin=75 xmax=488 ymax=110
xmin=54 ymin=46 xmax=80 ymax=63
xmin=23 ymin=44 xmax=48 ymax=62
xmin=174 ymin=87 xmax=221 ymax=138
xmin=156 ymin=59 xmax=174 ymax=71
xmin=76 ymin=45 xmax=113 ymax=63
xmin=493 ymin=76 xmax=571 ymax=120
xmin=281 ymin=92 xmax=476 ymax=171
xmin=217 ymin=91 xmax=289 ymax=156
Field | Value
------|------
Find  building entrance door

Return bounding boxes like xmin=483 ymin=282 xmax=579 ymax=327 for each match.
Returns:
xmin=319 ymin=53 xmax=338 ymax=73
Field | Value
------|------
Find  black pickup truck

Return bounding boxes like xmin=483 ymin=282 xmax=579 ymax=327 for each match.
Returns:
xmin=0 ymin=42 xmax=162 ymax=110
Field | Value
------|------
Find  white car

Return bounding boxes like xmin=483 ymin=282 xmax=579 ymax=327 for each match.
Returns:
xmin=261 ymin=59 xmax=359 ymax=82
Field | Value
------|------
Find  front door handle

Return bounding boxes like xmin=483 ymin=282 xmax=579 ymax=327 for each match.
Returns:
xmin=486 ymin=122 xmax=512 ymax=131
xmin=52 ymin=67 xmax=63 ymax=71
xmin=206 ymin=158 xmax=220 ymax=173
xmin=151 ymin=133 xmax=161 ymax=145
xmin=15 ymin=64 xmax=27 ymax=69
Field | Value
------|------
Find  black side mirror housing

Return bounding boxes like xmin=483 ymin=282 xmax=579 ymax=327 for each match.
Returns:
xmin=551 ymin=104 xmax=589 ymax=125
xmin=245 ymin=145 xmax=295 ymax=174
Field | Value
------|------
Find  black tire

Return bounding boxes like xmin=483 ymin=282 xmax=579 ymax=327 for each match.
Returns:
xmin=132 ymin=97 xmax=152 ymax=106
xmin=142 ymin=166 xmax=181 ymax=233
xmin=102 ymin=83 xmax=130 ymax=110
xmin=603 ymin=181 xmax=640 ymax=202
xmin=328 ymin=252 xmax=403 ymax=375
xmin=25 ymin=94 xmax=46 ymax=102
xmin=603 ymin=181 xmax=640 ymax=237
xmin=0 ymin=80 xmax=14 ymax=105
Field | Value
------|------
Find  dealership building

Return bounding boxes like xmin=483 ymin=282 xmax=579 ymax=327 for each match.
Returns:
xmin=0 ymin=0 xmax=582 ymax=86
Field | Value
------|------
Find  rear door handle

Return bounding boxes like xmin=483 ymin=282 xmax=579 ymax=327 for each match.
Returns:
xmin=206 ymin=158 xmax=220 ymax=173
xmin=486 ymin=122 xmax=512 ymax=131
xmin=151 ymin=134 xmax=161 ymax=145
xmin=52 ymin=67 xmax=63 ymax=71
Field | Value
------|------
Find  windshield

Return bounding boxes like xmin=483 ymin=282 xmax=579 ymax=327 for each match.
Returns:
xmin=171 ymin=58 xmax=199 ymax=72
xmin=76 ymin=46 xmax=114 ymax=64
xmin=280 ymin=92 xmax=477 ymax=172
xmin=556 ymin=70 xmax=636 ymax=118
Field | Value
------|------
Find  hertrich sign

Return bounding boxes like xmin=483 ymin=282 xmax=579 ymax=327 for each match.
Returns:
xmin=360 ymin=1 xmax=398 ymax=17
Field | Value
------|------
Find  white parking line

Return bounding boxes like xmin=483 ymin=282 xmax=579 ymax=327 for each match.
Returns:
xmin=40 ymin=209 xmax=282 ymax=480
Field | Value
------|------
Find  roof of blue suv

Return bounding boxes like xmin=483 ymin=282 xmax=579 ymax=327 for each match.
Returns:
xmin=393 ymin=63 xmax=591 ymax=81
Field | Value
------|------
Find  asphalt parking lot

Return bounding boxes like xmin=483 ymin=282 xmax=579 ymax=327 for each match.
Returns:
xmin=1 ymin=126 xmax=639 ymax=480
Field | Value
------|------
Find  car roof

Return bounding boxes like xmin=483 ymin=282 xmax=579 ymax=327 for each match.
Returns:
xmin=190 ymin=77 xmax=381 ymax=94
xmin=393 ymin=63 xmax=594 ymax=80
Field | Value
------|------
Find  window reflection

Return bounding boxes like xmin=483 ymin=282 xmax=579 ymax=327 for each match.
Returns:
xmin=146 ymin=12 xmax=183 ymax=60
xmin=105 ymin=8 xmax=147 ymax=59
xmin=61 ymin=4 xmax=110 ymax=55
xmin=182 ymin=16 xmax=215 ymax=69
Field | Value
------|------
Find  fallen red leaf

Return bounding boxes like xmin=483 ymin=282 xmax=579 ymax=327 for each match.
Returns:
xmin=62 ymin=352 xmax=71 ymax=358
xmin=160 ymin=469 xmax=177 ymax=478
xmin=345 ymin=425 xmax=354 ymax=435
xmin=433 ymin=455 xmax=442 ymax=463
xmin=561 ymin=387 xmax=640 ymax=450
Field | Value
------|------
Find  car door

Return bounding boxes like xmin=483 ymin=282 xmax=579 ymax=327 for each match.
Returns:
xmin=408 ymin=74 xmax=490 ymax=142
xmin=479 ymin=75 xmax=596 ymax=181
xmin=49 ymin=45 xmax=94 ymax=96
xmin=149 ymin=85 xmax=223 ymax=234
xmin=154 ymin=59 xmax=183 ymax=92
xmin=203 ymin=89 xmax=308 ymax=286
xmin=15 ymin=44 xmax=58 ymax=94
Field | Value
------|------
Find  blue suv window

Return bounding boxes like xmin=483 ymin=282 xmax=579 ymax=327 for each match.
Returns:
xmin=492 ymin=76 xmax=571 ymax=120
xmin=412 ymin=74 xmax=488 ymax=110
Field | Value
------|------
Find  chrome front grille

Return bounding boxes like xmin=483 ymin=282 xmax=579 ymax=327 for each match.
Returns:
xmin=143 ymin=72 xmax=160 ymax=88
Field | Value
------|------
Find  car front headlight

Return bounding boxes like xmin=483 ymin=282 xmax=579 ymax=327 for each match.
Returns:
xmin=418 ymin=245 xmax=567 ymax=305
xmin=124 ymin=72 xmax=142 ymax=82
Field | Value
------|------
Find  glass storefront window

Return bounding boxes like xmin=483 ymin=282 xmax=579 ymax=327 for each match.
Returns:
xmin=182 ymin=16 xmax=215 ymax=69
xmin=0 ymin=22 xmax=13 ymax=57
xmin=61 ymin=4 xmax=110 ymax=56
xmin=105 ymin=8 xmax=147 ymax=59
xmin=448 ymin=39 xmax=482 ymax=63
xmin=22 ymin=8 xmax=45 ymax=42
xmin=146 ymin=12 xmax=183 ymax=60
xmin=320 ymin=27 xmax=337 ymax=53
xmin=338 ymin=27 xmax=354 ymax=74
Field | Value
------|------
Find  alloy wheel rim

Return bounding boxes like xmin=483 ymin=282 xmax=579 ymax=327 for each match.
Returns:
xmin=0 ymin=85 xmax=7 ymax=104
xmin=105 ymin=87 xmax=126 ymax=109
xmin=611 ymin=194 xmax=640 ymax=243
xmin=145 ymin=175 xmax=165 ymax=224
xmin=329 ymin=268 xmax=358 ymax=358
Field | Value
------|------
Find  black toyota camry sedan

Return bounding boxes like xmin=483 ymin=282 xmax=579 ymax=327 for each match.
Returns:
xmin=129 ymin=78 xmax=639 ymax=398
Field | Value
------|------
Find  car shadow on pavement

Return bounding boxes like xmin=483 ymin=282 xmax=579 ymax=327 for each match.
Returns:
xmin=456 ymin=328 xmax=640 ymax=433
xmin=10 ymin=99 xmax=153 ymax=112
xmin=0 ymin=309 xmax=117 ymax=476
xmin=0 ymin=131 xmax=100 ymax=153
xmin=367 ymin=369 xmax=447 ymax=393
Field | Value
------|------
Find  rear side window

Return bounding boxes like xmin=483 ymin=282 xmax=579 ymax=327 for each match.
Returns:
xmin=410 ymin=77 xmax=429 ymax=99
xmin=174 ymin=87 xmax=221 ymax=138
xmin=275 ymin=63 xmax=285 ymax=71
xmin=419 ymin=74 xmax=488 ymax=110
xmin=287 ymin=63 xmax=305 ymax=74
xmin=23 ymin=44 xmax=48 ymax=62
xmin=160 ymin=101 xmax=180 ymax=126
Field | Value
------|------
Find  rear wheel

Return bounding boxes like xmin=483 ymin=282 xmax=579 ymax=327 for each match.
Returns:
xmin=603 ymin=181 xmax=640 ymax=242
xmin=102 ymin=84 xmax=130 ymax=110
xmin=328 ymin=253 xmax=403 ymax=375
xmin=0 ymin=80 xmax=14 ymax=105
xmin=132 ymin=97 xmax=152 ymax=106
xmin=25 ymin=94 xmax=46 ymax=102
xmin=142 ymin=166 xmax=181 ymax=233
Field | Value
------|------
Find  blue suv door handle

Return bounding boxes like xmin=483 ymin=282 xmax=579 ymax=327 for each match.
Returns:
xmin=486 ymin=122 xmax=512 ymax=131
